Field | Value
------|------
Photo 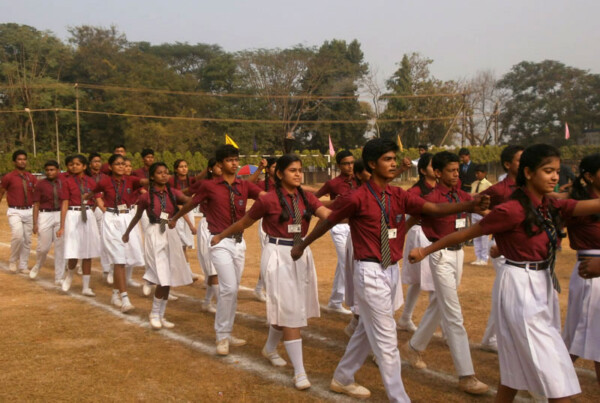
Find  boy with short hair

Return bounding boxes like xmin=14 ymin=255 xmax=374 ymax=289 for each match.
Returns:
xmin=470 ymin=164 xmax=492 ymax=266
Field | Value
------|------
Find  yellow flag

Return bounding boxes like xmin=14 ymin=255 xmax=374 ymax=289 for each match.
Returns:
xmin=397 ymin=134 xmax=404 ymax=152
xmin=225 ymin=134 xmax=239 ymax=149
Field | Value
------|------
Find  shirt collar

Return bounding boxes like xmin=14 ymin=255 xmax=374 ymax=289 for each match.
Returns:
xmin=367 ymin=178 xmax=391 ymax=195
xmin=435 ymin=182 xmax=457 ymax=195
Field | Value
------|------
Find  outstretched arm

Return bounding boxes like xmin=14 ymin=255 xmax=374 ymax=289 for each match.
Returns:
xmin=408 ymin=223 xmax=484 ymax=263
xmin=422 ymin=194 xmax=490 ymax=217
xmin=290 ymin=218 xmax=336 ymax=260
xmin=169 ymin=198 xmax=197 ymax=228
xmin=122 ymin=206 xmax=144 ymax=243
xmin=572 ymin=198 xmax=600 ymax=217
xmin=211 ymin=214 xmax=257 ymax=246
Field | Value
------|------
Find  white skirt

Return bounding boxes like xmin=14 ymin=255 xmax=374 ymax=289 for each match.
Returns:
xmin=563 ymin=250 xmax=600 ymax=362
xmin=175 ymin=210 xmax=195 ymax=248
xmin=102 ymin=211 xmax=145 ymax=267
xmin=64 ymin=209 xmax=101 ymax=259
xmin=143 ymin=224 xmax=193 ymax=287
xmin=496 ymin=261 xmax=581 ymax=397
xmin=261 ymin=240 xmax=320 ymax=327
xmin=196 ymin=218 xmax=217 ymax=277
xmin=401 ymin=224 xmax=434 ymax=291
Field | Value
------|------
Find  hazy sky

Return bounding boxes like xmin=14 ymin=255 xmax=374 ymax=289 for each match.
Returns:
xmin=3 ymin=0 xmax=599 ymax=83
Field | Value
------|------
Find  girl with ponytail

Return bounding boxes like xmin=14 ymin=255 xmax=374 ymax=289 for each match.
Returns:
xmin=408 ymin=144 xmax=600 ymax=401
xmin=123 ymin=162 xmax=193 ymax=330
xmin=211 ymin=154 xmax=330 ymax=391
xmin=563 ymin=153 xmax=600 ymax=384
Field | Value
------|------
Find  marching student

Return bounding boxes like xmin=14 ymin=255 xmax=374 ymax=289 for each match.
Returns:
xmin=315 ymin=150 xmax=358 ymax=314
xmin=563 ymin=153 xmax=600 ymax=385
xmin=101 ymin=145 xmax=126 ymax=174
xmin=291 ymin=139 xmax=489 ymax=401
xmin=93 ymin=154 xmax=146 ymax=312
xmin=123 ymin=162 xmax=193 ymax=329
xmin=170 ymin=145 xmax=265 ymax=356
xmin=0 ymin=150 xmax=37 ymax=274
xmin=133 ymin=148 xmax=155 ymax=295
xmin=30 ymin=160 xmax=64 ymax=284
xmin=407 ymin=144 xmax=600 ymax=401
xmin=397 ymin=152 xmax=436 ymax=332
xmin=57 ymin=155 xmax=100 ymax=296
xmin=479 ymin=145 xmax=524 ymax=352
xmin=212 ymin=154 xmax=328 ymax=390
xmin=470 ymin=164 xmax=493 ymax=266
xmin=401 ymin=151 xmax=489 ymax=395
xmin=88 ymin=152 xmax=113 ymax=283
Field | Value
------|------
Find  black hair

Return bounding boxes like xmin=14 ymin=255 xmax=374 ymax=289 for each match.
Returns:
xmin=458 ymin=147 xmax=470 ymax=156
xmin=88 ymin=152 xmax=101 ymax=162
xmin=500 ymin=145 xmax=524 ymax=172
xmin=475 ymin=163 xmax=487 ymax=173
xmin=44 ymin=160 xmax=59 ymax=169
xmin=353 ymin=159 xmax=367 ymax=186
xmin=418 ymin=144 xmax=428 ymax=150
xmin=432 ymin=151 xmax=460 ymax=171
xmin=173 ymin=159 xmax=190 ymax=189
xmin=412 ymin=152 xmax=434 ymax=196
xmin=108 ymin=153 xmax=125 ymax=166
xmin=12 ymin=150 xmax=27 ymax=161
xmin=362 ymin=139 xmax=398 ymax=173
xmin=141 ymin=148 xmax=154 ymax=158
xmin=511 ymin=144 xmax=562 ymax=237
xmin=273 ymin=154 xmax=312 ymax=223
xmin=570 ymin=153 xmax=600 ymax=221
xmin=147 ymin=162 xmax=179 ymax=223
xmin=335 ymin=150 xmax=354 ymax=165
xmin=206 ymin=157 xmax=218 ymax=180
xmin=263 ymin=157 xmax=277 ymax=191
xmin=65 ymin=155 xmax=74 ymax=165
xmin=215 ymin=144 xmax=239 ymax=162
xmin=113 ymin=144 xmax=126 ymax=151
xmin=71 ymin=154 xmax=88 ymax=167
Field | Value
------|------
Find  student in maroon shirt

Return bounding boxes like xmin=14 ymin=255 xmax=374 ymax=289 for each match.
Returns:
xmin=170 ymin=145 xmax=265 ymax=356
xmin=101 ymin=145 xmax=126 ymax=175
xmin=132 ymin=148 xmax=154 ymax=180
xmin=57 ymin=154 xmax=101 ymax=296
xmin=291 ymin=139 xmax=488 ymax=401
xmin=408 ymin=144 xmax=600 ymax=401
xmin=88 ymin=151 xmax=113 ymax=279
xmin=124 ymin=162 xmax=193 ymax=330
xmin=0 ymin=150 xmax=37 ymax=273
xmin=30 ymin=160 xmax=64 ymax=284
xmin=168 ymin=159 xmax=197 ymax=252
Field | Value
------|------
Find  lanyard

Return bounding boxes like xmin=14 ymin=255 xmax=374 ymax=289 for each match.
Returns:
xmin=281 ymin=192 xmax=298 ymax=220
xmin=74 ymin=176 xmax=89 ymax=197
xmin=366 ymin=182 xmax=391 ymax=226
xmin=111 ymin=178 xmax=126 ymax=205
xmin=222 ymin=181 xmax=242 ymax=196
xmin=176 ymin=176 xmax=190 ymax=190
xmin=156 ymin=191 xmax=167 ymax=213
xmin=444 ymin=190 xmax=463 ymax=219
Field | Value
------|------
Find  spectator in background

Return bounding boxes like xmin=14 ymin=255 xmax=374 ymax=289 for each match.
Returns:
xmin=411 ymin=144 xmax=429 ymax=167
xmin=557 ymin=162 xmax=576 ymax=192
xmin=458 ymin=148 xmax=477 ymax=193
xmin=470 ymin=164 xmax=492 ymax=266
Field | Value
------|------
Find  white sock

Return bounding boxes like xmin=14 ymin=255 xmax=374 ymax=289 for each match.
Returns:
xmin=151 ymin=297 xmax=161 ymax=316
xmin=264 ymin=327 xmax=283 ymax=353
xmin=112 ymin=289 xmax=120 ymax=297
xmin=159 ymin=298 xmax=168 ymax=318
xmin=121 ymin=292 xmax=131 ymax=305
xmin=204 ymin=286 xmax=213 ymax=304
xmin=82 ymin=274 xmax=91 ymax=290
xmin=255 ymin=276 xmax=264 ymax=293
xmin=126 ymin=266 xmax=133 ymax=282
xmin=284 ymin=339 xmax=305 ymax=376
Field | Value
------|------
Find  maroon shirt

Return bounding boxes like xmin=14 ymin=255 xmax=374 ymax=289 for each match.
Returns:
xmin=315 ymin=174 xmax=359 ymax=200
xmin=479 ymin=189 xmax=577 ymax=261
xmin=33 ymin=178 xmax=64 ymax=210
xmin=100 ymin=162 xmax=112 ymax=175
xmin=191 ymin=177 xmax=262 ymax=234
xmin=481 ymin=176 xmax=517 ymax=209
xmin=1 ymin=170 xmax=37 ymax=207
xmin=137 ymin=187 xmax=184 ymax=219
xmin=93 ymin=175 xmax=142 ymax=208
xmin=328 ymin=179 xmax=426 ymax=262
xmin=256 ymin=178 xmax=276 ymax=192
xmin=168 ymin=175 xmax=197 ymax=192
xmin=421 ymin=183 xmax=472 ymax=241
xmin=249 ymin=188 xmax=322 ymax=238
xmin=566 ymin=191 xmax=600 ymax=251
xmin=60 ymin=175 xmax=98 ymax=207
xmin=132 ymin=167 xmax=150 ymax=179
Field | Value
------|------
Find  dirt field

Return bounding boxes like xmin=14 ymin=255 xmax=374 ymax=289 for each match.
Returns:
xmin=1 ymin=202 xmax=599 ymax=402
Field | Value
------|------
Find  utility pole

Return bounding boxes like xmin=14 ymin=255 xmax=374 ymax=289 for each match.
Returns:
xmin=54 ymin=109 xmax=60 ymax=161
xmin=75 ymin=83 xmax=81 ymax=153
xmin=24 ymin=108 xmax=36 ymax=157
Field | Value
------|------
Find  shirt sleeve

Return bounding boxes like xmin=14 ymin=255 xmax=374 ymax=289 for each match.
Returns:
xmin=32 ymin=185 xmax=41 ymax=203
xmin=551 ymin=198 xmax=578 ymax=221
xmin=191 ymin=182 xmax=209 ymax=205
xmin=59 ymin=179 xmax=71 ymax=201
xmin=0 ymin=174 xmax=9 ymax=190
xmin=136 ymin=192 xmax=149 ymax=210
xmin=130 ymin=176 xmax=142 ymax=190
xmin=245 ymin=181 xmax=263 ymax=200
xmin=478 ymin=201 xmax=523 ymax=235
xmin=247 ymin=195 xmax=268 ymax=221
xmin=327 ymin=192 xmax=358 ymax=224
xmin=402 ymin=190 xmax=427 ymax=216
xmin=314 ymin=181 xmax=331 ymax=198
xmin=305 ymin=190 xmax=323 ymax=212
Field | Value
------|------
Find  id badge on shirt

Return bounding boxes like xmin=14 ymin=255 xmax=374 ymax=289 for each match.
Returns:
xmin=160 ymin=212 xmax=169 ymax=221
xmin=117 ymin=204 xmax=127 ymax=211
xmin=455 ymin=218 xmax=467 ymax=229
xmin=388 ymin=228 xmax=397 ymax=239
xmin=288 ymin=224 xmax=301 ymax=234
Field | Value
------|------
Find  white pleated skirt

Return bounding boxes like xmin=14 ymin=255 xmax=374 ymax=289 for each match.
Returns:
xmin=401 ymin=224 xmax=434 ymax=291
xmin=563 ymin=250 xmax=600 ymax=362
xmin=64 ymin=209 xmax=101 ymax=259
xmin=496 ymin=261 xmax=581 ymax=398
xmin=143 ymin=224 xmax=192 ymax=287
xmin=196 ymin=218 xmax=217 ymax=277
xmin=261 ymin=240 xmax=320 ymax=327
xmin=175 ymin=210 xmax=195 ymax=248
xmin=102 ymin=211 xmax=145 ymax=267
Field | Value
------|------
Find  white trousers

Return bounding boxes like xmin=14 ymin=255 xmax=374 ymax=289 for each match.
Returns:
xmin=35 ymin=211 xmax=65 ymax=282
xmin=209 ymin=236 xmax=246 ymax=340
xmin=328 ymin=223 xmax=350 ymax=308
xmin=94 ymin=208 xmax=111 ymax=272
xmin=333 ymin=261 xmax=410 ymax=403
xmin=7 ymin=207 xmax=33 ymax=269
xmin=410 ymin=249 xmax=475 ymax=376
xmin=471 ymin=213 xmax=489 ymax=261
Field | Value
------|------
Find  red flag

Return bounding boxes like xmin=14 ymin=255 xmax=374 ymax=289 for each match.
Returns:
xmin=565 ymin=122 xmax=570 ymax=140
xmin=328 ymin=135 xmax=335 ymax=157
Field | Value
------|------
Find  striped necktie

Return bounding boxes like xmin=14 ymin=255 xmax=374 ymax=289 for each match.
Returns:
xmin=380 ymin=192 xmax=391 ymax=268
xmin=225 ymin=182 xmax=243 ymax=242
xmin=158 ymin=191 xmax=167 ymax=233
xmin=291 ymin=194 xmax=302 ymax=246
xmin=19 ymin=174 xmax=29 ymax=205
